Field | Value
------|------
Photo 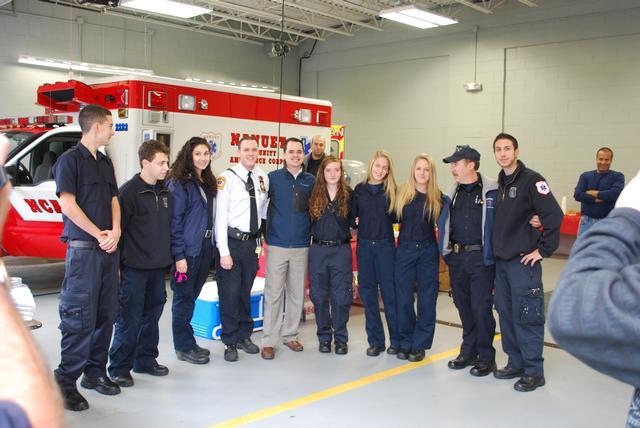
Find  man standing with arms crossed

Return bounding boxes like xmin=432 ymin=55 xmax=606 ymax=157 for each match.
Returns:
xmin=438 ymin=145 xmax=498 ymax=377
xmin=53 ymin=105 xmax=121 ymax=410
xmin=492 ymin=133 xmax=563 ymax=392
xmin=215 ymin=137 xmax=269 ymax=362
xmin=261 ymin=138 xmax=315 ymax=359
xmin=573 ymin=147 xmax=624 ymax=236
xmin=303 ymin=135 xmax=326 ymax=177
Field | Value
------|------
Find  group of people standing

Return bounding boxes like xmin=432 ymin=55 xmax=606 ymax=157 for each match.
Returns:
xmin=52 ymin=103 xmax=575 ymax=414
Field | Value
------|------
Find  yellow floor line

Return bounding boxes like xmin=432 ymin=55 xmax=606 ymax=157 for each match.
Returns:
xmin=211 ymin=342 xmax=478 ymax=428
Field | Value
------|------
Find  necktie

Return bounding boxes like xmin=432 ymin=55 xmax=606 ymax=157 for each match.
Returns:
xmin=247 ymin=171 xmax=258 ymax=234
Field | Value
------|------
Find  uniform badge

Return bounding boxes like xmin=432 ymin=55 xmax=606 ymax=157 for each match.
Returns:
xmin=508 ymin=187 xmax=517 ymax=198
xmin=217 ymin=176 xmax=226 ymax=190
xmin=162 ymin=196 xmax=168 ymax=208
xmin=485 ymin=197 xmax=494 ymax=208
xmin=535 ymin=180 xmax=550 ymax=195
xmin=259 ymin=176 xmax=266 ymax=192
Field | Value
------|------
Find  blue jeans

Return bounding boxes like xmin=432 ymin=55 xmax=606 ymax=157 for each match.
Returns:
xmin=577 ymin=214 xmax=601 ymax=237
xmin=356 ymin=239 xmax=399 ymax=348
xmin=394 ymin=240 xmax=439 ymax=351
xmin=109 ymin=266 xmax=167 ymax=376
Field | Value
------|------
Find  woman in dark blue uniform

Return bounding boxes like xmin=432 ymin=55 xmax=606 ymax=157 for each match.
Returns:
xmin=394 ymin=154 xmax=443 ymax=362
xmin=352 ymin=150 xmax=400 ymax=356
xmin=308 ymin=156 xmax=354 ymax=355
xmin=167 ymin=137 xmax=217 ymax=365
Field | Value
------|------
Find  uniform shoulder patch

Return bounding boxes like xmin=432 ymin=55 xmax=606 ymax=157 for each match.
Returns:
xmin=217 ymin=176 xmax=226 ymax=190
xmin=535 ymin=180 xmax=550 ymax=195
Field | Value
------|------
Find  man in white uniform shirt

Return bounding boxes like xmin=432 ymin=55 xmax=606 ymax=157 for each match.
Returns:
xmin=215 ymin=137 xmax=269 ymax=362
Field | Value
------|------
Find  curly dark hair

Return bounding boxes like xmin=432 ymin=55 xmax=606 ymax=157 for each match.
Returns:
xmin=309 ymin=155 xmax=350 ymax=220
xmin=167 ymin=137 xmax=217 ymax=196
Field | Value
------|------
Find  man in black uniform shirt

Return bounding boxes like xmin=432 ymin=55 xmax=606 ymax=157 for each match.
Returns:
xmin=53 ymin=105 xmax=121 ymax=411
xmin=492 ymin=133 xmax=563 ymax=392
xmin=438 ymin=145 xmax=499 ymax=377
xmin=303 ymin=135 xmax=326 ymax=177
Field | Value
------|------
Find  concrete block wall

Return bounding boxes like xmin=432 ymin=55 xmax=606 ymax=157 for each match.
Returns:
xmin=300 ymin=0 xmax=640 ymax=211
xmin=0 ymin=0 xmax=298 ymax=118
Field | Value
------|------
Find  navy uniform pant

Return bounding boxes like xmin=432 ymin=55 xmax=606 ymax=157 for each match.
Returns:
xmin=216 ymin=238 xmax=258 ymax=345
xmin=494 ymin=257 xmax=545 ymax=377
xmin=170 ymin=239 xmax=213 ymax=352
xmin=309 ymin=243 xmax=353 ymax=344
xmin=356 ymin=239 xmax=399 ymax=348
xmin=448 ymin=251 xmax=496 ymax=364
xmin=55 ymin=245 xmax=118 ymax=390
xmin=395 ymin=240 xmax=439 ymax=351
xmin=108 ymin=266 xmax=167 ymax=377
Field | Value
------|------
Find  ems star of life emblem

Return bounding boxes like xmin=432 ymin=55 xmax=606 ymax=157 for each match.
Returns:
xmin=201 ymin=132 xmax=222 ymax=160
xmin=536 ymin=180 xmax=550 ymax=195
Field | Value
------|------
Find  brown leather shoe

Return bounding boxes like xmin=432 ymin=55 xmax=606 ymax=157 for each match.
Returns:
xmin=283 ymin=340 xmax=304 ymax=352
xmin=261 ymin=347 xmax=275 ymax=360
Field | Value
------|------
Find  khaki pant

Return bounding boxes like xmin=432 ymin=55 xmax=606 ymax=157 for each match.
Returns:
xmin=261 ymin=245 xmax=309 ymax=347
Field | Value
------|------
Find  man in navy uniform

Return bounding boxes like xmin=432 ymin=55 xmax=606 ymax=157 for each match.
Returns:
xmin=261 ymin=138 xmax=314 ymax=359
xmin=53 ymin=104 xmax=121 ymax=411
xmin=573 ymin=147 xmax=624 ymax=236
xmin=108 ymin=140 xmax=172 ymax=387
xmin=215 ymin=137 xmax=269 ymax=362
xmin=492 ymin=133 xmax=563 ymax=392
xmin=438 ymin=145 xmax=498 ymax=377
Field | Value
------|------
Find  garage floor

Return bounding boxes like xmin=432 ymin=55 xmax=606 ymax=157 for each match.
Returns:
xmin=25 ymin=257 xmax=633 ymax=427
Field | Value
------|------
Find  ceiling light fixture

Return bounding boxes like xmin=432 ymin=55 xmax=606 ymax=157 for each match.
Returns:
xmin=120 ymin=0 xmax=210 ymax=19
xmin=379 ymin=5 xmax=458 ymax=29
xmin=18 ymin=55 xmax=154 ymax=76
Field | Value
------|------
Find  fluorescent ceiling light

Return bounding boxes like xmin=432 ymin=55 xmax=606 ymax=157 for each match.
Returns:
xmin=121 ymin=0 xmax=210 ymax=19
xmin=18 ymin=55 xmax=154 ymax=76
xmin=379 ymin=5 xmax=457 ymax=29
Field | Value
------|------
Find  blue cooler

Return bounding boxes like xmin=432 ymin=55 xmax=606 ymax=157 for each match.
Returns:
xmin=191 ymin=277 xmax=265 ymax=340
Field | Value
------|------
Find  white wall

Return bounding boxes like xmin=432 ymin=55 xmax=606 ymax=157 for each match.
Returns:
xmin=0 ymin=0 xmax=298 ymax=118
xmin=300 ymin=0 xmax=640 ymax=210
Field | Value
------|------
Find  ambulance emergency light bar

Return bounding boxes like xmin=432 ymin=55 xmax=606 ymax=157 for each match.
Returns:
xmin=185 ymin=77 xmax=277 ymax=93
xmin=378 ymin=5 xmax=458 ymax=29
xmin=18 ymin=55 xmax=154 ymax=77
xmin=120 ymin=0 xmax=210 ymax=18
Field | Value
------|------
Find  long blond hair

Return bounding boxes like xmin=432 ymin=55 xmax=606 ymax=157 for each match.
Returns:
xmin=366 ymin=150 xmax=397 ymax=214
xmin=309 ymin=156 xmax=350 ymax=220
xmin=395 ymin=153 xmax=442 ymax=222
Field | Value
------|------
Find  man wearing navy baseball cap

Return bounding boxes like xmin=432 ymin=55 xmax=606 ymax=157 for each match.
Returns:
xmin=437 ymin=145 xmax=499 ymax=378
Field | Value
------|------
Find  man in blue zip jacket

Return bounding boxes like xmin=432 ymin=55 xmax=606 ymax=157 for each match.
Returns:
xmin=260 ymin=137 xmax=315 ymax=359
xmin=438 ymin=145 xmax=498 ymax=377
xmin=573 ymin=147 xmax=624 ymax=236
xmin=108 ymin=140 xmax=172 ymax=387
xmin=492 ymin=133 xmax=563 ymax=392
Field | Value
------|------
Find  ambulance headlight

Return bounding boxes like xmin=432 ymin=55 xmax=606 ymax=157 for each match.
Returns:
xmin=178 ymin=94 xmax=196 ymax=111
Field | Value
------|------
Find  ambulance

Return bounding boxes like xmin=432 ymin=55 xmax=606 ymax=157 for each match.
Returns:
xmin=2 ymin=75 xmax=333 ymax=259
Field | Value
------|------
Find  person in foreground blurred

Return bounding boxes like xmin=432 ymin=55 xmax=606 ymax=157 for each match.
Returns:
xmin=549 ymin=170 xmax=640 ymax=427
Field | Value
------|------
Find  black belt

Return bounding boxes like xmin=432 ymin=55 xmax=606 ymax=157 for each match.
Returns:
xmin=452 ymin=243 xmax=482 ymax=254
xmin=312 ymin=238 xmax=350 ymax=246
xmin=68 ymin=240 xmax=98 ymax=249
xmin=228 ymin=227 xmax=258 ymax=241
xmin=204 ymin=229 xmax=213 ymax=239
